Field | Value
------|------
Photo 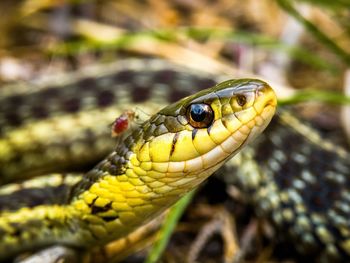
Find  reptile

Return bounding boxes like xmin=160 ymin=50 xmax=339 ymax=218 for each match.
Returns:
xmin=0 ymin=62 xmax=277 ymax=261
xmin=0 ymin=59 xmax=349 ymax=262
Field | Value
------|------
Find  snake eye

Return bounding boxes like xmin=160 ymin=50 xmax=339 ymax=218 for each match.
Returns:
xmin=236 ymin=94 xmax=247 ymax=107
xmin=187 ymin=103 xmax=214 ymax=128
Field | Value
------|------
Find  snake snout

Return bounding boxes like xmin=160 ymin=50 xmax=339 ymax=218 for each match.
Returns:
xmin=254 ymin=84 xmax=277 ymax=112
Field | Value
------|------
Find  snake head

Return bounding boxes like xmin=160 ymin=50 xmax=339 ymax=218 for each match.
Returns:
xmin=131 ymin=79 xmax=277 ymax=184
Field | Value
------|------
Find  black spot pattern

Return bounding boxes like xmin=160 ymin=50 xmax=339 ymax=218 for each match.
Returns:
xmin=302 ymin=178 xmax=342 ymax=213
xmin=168 ymin=89 xmax=191 ymax=103
xmin=62 ymin=97 xmax=81 ymax=113
xmin=247 ymin=110 xmax=350 ymax=260
xmin=31 ymin=105 xmax=49 ymax=119
xmin=0 ymin=184 xmax=72 ymax=211
xmin=152 ymin=69 xmax=177 ymax=84
xmin=4 ymin=112 xmax=22 ymax=126
xmin=132 ymin=86 xmax=151 ymax=102
xmin=6 ymin=95 xmax=24 ymax=108
xmin=254 ymin=114 xmax=347 ymax=213
xmin=195 ymin=78 xmax=217 ymax=90
xmin=114 ymin=70 xmax=135 ymax=82
xmin=78 ymin=77 xmax=98 ymax=91
xmin=97 ymin=90 xmax=115 ymax=107
xmin=90 ymin=201 xmax=112 ymax=214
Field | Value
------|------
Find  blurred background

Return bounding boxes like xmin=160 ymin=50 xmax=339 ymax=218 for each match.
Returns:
xmin=0 ymin=0 xmax=349 ymax=262
xmin=1 ymin=0 xmax=350 ymax=131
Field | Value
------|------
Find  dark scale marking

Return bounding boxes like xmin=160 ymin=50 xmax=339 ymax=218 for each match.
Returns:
xmin=97 ymin=90 xmax=115 ymax=107
xmin=254 ymin=117 xmax=302 ymax=189
xmin=254 ymin=133 xmax=277 ymax=164
xmin=70 ymin=168 xmax=104 ymax=199
xmin=168 ymin=89 xmax=191 ymax=103
xmin=36 ymin=87 xmax=66 ymax=111
xmin=88 ymin=196 xmax=98 ymax=207
xmin=195 ymin=78 xmax=217 ymax=90
xmin=301 ymin=178 xmax=342 ymax=213
xmin=101 ymin=215 xmax=120 ymax=222
xmin=78 ymin=77 xmax=99 ymax=91
xmin=108 ymin=164 xmax=118 ymax=175
xmin=192 ymin=128 xmax=198 ymax=140
xmin=103 ymin=151 xmax=128 ymax=176
xmin=275 ymin=161 xmax=300 ymax=189
xmin=31 ymin=105 xmax=49 ymax=119
xmin=0 ymin=185 xmax=72 ymax=211
xmin=40 ymin=87 xmax=61 ymax=98
xmin=62 ymin=97 xmax=81 ymax=113
xmin=255 ymin=113 xmax=346 ymax=215
xmin=90 ymin=202 xmax=112 ymax=214
xmin=132 ymin=86 xmax=151 ymax=103
xmin=4 ymin=112 xmax=22 ymax=127
xmin=9 ymin=224 xmax=21 ymax=237
xmin=124 ymin=136 xmax=134 ymax=149
xmin=8 ymin=94 xmax=24 ymax=105
xmin=152 ymin=69 xmax=177 ymax=84
xmin=309 ymin=148 xmax=338 ymax=176
xmin=114 ymin=70 xmax=135 ymax=83
xmin=170 ymin=132 xmax=179 ymax=157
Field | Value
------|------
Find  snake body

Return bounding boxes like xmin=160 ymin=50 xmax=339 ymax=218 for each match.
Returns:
xmin=0 ymin=59 xmax=349 ymax=261
xmin=0 ymin=69 xmax=276 ymax=260
xmin=226 ymin=111 xmax=350 ymax=260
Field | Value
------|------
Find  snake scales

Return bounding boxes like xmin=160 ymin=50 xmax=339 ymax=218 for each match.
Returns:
xmin=0 ymin=59 xmax=276 ymax=261
xmin=0 ymin=59 xmax=349 ymax=262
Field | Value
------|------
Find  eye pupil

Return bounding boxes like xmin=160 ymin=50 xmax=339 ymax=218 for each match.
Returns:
xmin=236 ymin=95 xmax=246 ymax=106
xmin=187 ymin=103 xmax=214 ymax=128
xmin=190 ymin=105 xmax=207 ymax=122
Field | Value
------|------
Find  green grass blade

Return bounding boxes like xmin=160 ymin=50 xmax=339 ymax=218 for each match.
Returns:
xmin=48 ymin=27 xmax=338 ymax=72
xmin=276 ymin=0 xmax=350 ymax=66
xmin=279 ymin=89 xmax=350 ymax=105
xmin=145 ymin=190 xmax=196 ymax=263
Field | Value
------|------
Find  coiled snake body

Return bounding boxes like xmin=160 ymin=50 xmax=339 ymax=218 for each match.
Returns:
xmin=0 ymin=64 xmax=276 ymax=260
xmin=0 ymin=59 xmax=349 ymax=261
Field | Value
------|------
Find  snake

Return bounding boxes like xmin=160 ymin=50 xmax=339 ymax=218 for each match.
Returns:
xmin=0 ymin=62 xmax=277 ymax=261
xmin=0 ymin=59 xmax=349 ymax=262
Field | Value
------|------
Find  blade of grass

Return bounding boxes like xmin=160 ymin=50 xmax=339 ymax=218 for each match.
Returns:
xmin=297 ymin=0 xmax=350 ymax=9
xmin=276 ymin=0 xmax=350 ymax=66
xmin=48 ymin=27 xmax=338 ymax=72
xmin=145 ymin=190 xmax=196 ymax=263
xmin=279 ymin=89 xmax=350 ymax=105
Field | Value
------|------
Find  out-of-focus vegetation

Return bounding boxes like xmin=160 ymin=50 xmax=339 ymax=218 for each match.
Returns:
xmin=0 ymin=0 xmax=349 ymax=88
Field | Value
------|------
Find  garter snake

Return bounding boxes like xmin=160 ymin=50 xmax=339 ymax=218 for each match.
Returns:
xmin=0 ymin=59 xmax=349 ymax=261
xmin=0 ymin=70 xmax=277 ymax=260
